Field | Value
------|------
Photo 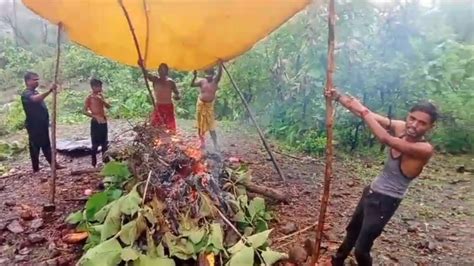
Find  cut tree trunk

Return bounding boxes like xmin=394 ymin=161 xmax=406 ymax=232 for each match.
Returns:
xmin=242 ymin=182 xmax=287 ymax=203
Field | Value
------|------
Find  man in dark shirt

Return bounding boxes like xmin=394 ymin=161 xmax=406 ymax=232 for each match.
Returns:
xmin=21 ymin=71 xmax=64 ymax=172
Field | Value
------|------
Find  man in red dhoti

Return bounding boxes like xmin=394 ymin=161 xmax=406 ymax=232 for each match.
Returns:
xmin=140 ymin=61 xmax=180 ymax=132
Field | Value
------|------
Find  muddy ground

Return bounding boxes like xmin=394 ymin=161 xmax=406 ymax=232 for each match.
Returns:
xmin=0 ymin=120 xmax=473 ymax=265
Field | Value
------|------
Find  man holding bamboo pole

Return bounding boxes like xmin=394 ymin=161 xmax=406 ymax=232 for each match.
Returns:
xmin=327 ymin=89 xmax=438 ymax=266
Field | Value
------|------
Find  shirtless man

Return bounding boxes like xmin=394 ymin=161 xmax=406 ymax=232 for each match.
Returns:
xmin=83 ymin=78 xmax=111 ymax=167
xmin=327 ymin=89 xmax=438 ymax=266
xmin=190 ymin=62 xmax=223 ymax=150
xmin=139 ymin=61 xmax=180 ymax=132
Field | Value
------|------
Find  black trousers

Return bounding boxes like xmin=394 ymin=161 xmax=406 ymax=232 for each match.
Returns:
xmin=332 ymin=186 xmax=401 ymax=266
xmin=27 ymin=125 xmax=52 ymax=172
xmin=90 ymin=119 xmax=109 ymax=167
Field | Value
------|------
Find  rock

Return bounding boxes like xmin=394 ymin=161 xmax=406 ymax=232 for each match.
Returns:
xmin=0 ymin=222 xmax=7 ymax=231
xmin=31 ymin=218 xmax=44 ymax=230
xmin=4 ymin=201 xmax=15 ymax=207
xmin=288 ymin=246 xmax=308 ymax=264
xmin=48 ymin=241 xmax=57 ymax=251
xmin=0 ymin=258 xmax=9 ymax=264
xmin=45 ymin=258 xmax=59 ymax=266
xmin=40 ymin=177 xmax=48 ymax=183
xmin=347 ymin=181 xmax=355 ymax=187
xmin=7 ymin=220 xmax=24 ymax=234
xmin=455 ymin=165 xmax=465 ymax=173
xmin=0 ymin=235 xmax=5 ymax=245
xmin=18 ymin=247 xmax=31 ymax=255
xmin=281 ymin=222 xmax=298 ymax=235
xmin=407 ymin=222 xmax=419 ymax=233
xmin=15 ymin=255 xmax=28 ymax=262
xmin=428 ymin=241 xmax=436 ymax=251
xmin=0 ymin=184 xmax=5 ymax=191
xmin=21 ymin=209 xmax=34 ymax=221
xmin=434 ymin=235 xmax=445 ymax=242
xmin=28 ymin=233 xmax=46 ymax=244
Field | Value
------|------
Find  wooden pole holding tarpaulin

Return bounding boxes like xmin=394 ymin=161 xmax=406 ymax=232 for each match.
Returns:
xmin=47 ymin=23 xmax=62 ymax=209
xmin=118 ymin=0 xmax=156 ymax=108
xmin=312 ymin=0 xmax=336 ymax=263
xmin=222 ymin=63 xmax=286 ymax=182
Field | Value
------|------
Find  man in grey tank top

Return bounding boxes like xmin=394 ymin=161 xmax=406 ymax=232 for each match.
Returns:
xmin=326 ymin=89 xmax=438 ymax=266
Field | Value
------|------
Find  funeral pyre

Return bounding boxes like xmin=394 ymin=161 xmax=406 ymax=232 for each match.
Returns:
xmin=66 ymin=125 xmax=287 ymax=266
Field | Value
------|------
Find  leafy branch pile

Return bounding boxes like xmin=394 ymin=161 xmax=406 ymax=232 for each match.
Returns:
xmin=66 ymin=125 xmax=286 ymax=265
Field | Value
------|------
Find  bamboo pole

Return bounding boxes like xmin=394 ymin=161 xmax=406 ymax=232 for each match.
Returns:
xmin=49 ymin=23 xmax=62 ymax=206
xmin=222 ymin=63 xmax=286 ymax=182
xmin=118 ymin=0 xmax=156 ymax=108
xmin=312 ymin=0 xmax=336 ymax=263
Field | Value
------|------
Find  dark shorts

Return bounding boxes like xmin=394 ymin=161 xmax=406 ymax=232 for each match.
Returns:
xmin=91 ymin=119 xmax=108 ymax=145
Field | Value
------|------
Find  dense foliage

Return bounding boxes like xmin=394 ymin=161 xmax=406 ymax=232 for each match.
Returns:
xmin=1 ymin=0 xmax=473 ymax=153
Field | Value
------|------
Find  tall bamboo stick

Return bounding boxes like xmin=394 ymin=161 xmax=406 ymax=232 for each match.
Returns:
xmin=312 ymin=0 xmax=336 ymax=263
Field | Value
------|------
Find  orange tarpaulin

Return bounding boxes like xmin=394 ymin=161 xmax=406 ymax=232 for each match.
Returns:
xmin=22 ymin=0 xmax=310 ymax=70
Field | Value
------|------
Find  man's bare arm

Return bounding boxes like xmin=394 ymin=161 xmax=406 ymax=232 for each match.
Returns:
xmin=363 ymin=112 xmax=434 ymax=159
xmin=190 ymin=71 xmax=201 ymax=87
xmin=171 ymin=81 xmax=180 ymax=100
xmin=332 ymin=90 xmax=404 ymax=132
xmin=82 ymin=99 xmax=92 ymax=118
xmin=138 ymin=59 xmax=158 ymax=83
xmin=29 ymin=84 xmax=56 ymax=102
xmin=214 ymin=62 xmax=223 ymax=84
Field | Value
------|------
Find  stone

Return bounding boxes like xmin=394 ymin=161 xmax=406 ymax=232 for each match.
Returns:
xmin=31 ymin=218 xmax=44 ymax=230
xmin=7 ymin=220 xmax=24 ymax=234
xmin=18 ymin=247 xmax=31 ymax=255
xmin=14 ymin=255 xmax=28 ymax=262
xmin=21 ymin=209 xmax=34 ymax=221
xmin=4 ymin=201 xmax=15 ymax=207
xmin=28 ymin=233 xmax=46 ymax=244
xmin=281 ymin=222 xmax=298 ymax=235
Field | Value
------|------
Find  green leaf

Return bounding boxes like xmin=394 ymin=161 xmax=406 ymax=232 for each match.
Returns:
xmin=237 ymin=195 xmax=248 ymax=208
xmin=107 ymin=188 xmax=123 ymax=200
xmin=120 ymin=185 xmax=142 ymax=216
xmin=78 ymin=238 xmax=122 ymax=266
xmin=94 ymin=202 xmax=114 ymax=223
xmin=235 ymin=171 xmax=251 ymax=184
xmin=142 ymin=206 xmax=157 ymax=225
xmin=121 ymin=247 xmax=140 ymax=261
xmin=247 ymin=229 xmax=272 ymax=248
xmin=134 ymin=254 xmax=175 ymax=266
xmin=101 ymin=201 xmax=121 ymax=241
xmin=255 ymin=218 xmax=269 ymax=233
xmin=119 ymin=220 xmax=139 ymax=245
xmin=187 ymin=228 xmax=206 ymax=244
xmin=199 ymin=193 xmax=215 ymax=217
xmin=65 ymin=211 xmax=83 ymax=224
xmin=101 ymin=161 xmax=131 ymax=179
xmin=226 ymin=246 xmax=254 ymax=266
xmin=261 ymin=248 xmax=287 ymax=265
xmin=248 ymin=197 xmax=265 ymax=218
xmin=233 ymin=210 xmax=246 ymax=223
xmin=156 ymin=243 xmax=165 ymax=257
xmin=228 ymin=240 xmax=246 ymax=254
xmin=85 ymin=192 xmax=109 ymax=220
xmin=209 ymin=223 xmax=224 ymax=250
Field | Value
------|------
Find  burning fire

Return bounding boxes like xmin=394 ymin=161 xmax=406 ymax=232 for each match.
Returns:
xmin=185 ymin=147 xmax=202 ymax=161
xmin=153 ymin=138 xmax=164 ymax=147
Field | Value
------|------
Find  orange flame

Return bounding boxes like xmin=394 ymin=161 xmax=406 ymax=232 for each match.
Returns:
xmin=154 ymin=138 xmax=163 ymax=147
xmin=192 ymin=162 xmax=207 ymax=174
xmin=185 ymin=147 xmax=202 ymax=161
